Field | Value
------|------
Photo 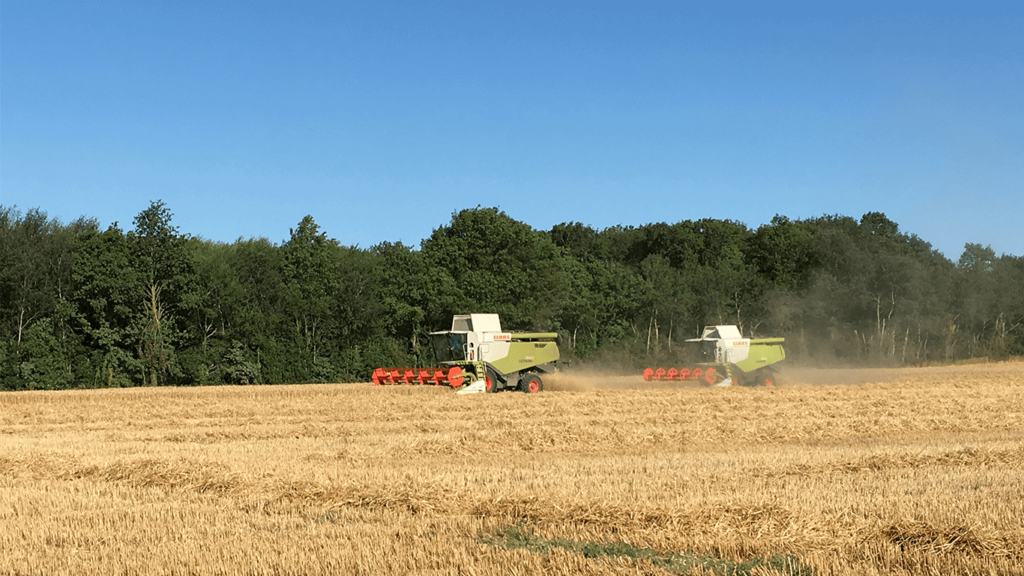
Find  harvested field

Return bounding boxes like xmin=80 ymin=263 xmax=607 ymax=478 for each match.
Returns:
xmin=2 ymin=363 xmax=1023 ymax=575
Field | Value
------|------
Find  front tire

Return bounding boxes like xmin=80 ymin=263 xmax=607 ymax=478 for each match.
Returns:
xmin=485 ymin=368 xmax=499 ymax=393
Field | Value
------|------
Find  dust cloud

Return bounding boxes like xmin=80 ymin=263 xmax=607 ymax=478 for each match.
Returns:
xmin=778 ymin=367 xmax=907 ymax=387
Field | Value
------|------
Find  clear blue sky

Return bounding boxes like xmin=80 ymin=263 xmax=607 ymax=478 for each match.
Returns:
xmin=2 ymin=2 xmax=1022 ymax=259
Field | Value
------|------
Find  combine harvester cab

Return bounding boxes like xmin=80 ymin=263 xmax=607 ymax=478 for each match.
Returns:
xmin=372 ymin=314 xmax=559 ymax=394
xmin=643 ymin=325 xmax=785 ymax=386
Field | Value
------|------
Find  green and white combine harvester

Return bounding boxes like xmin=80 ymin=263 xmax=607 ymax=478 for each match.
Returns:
xmin=643 ymin=325 xmax=786 ymax=386
xmin=371 ymin=314 xmax=559 ymax=394
xmin=371 ymin=315 xmax=785 ymax=392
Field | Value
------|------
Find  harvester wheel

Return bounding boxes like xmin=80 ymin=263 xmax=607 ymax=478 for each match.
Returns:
xmin=484 ymin=368 xmax=499 ymax=393
xmin=751 ymin=369 xmax=774 ymax=387
xmin=521 ymin=373 xmax=543 ymax=394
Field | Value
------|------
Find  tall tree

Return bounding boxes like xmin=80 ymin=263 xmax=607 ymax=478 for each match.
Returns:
xmin=228 ymin=237 xmax=286 ymax=383
xmin=128 ymin=201 xmax=197 ymax=386
xmin=0 ymin=208 xmax=71 ymax=343
xmin=279 ymin=215 xmax=380 ymax=382
xmin=69 ymin=224 xmax=142 ymax=387
xmin=421 ymin=207 xmax=566 ymax=330
xmin=178 ymin=239 xmax=243 ymax=384
xmin=747 ymin=215 xmax=814 ymax=290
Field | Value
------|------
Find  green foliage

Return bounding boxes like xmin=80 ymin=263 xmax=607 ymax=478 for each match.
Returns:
xmin=15 ymin=319 xmax=74 ymax=390
xmin=220 ymin=341 xmax=259 ymax=385
xmin=421 ymin=207 xmax=566 ymax=330
xmin=747 ymin=215 xmax=814 ymax=290
xmin=132 ymin=202 xmax=200 ymax=386
xmin=0 ymin=200 xmax=1021 ymax=389
xmin=482 ymin=524 xmax=812 ymax=575
xmin=277 ymin=215 xmax=384 ymax=382
xmin=372 ymin=241 xmax=431 ymax=361
xmin=69 ymin=223 xmax=142 ymax=386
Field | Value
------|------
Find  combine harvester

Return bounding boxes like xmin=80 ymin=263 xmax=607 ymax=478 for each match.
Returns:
xmin=371 ymin=314 xmax=559 ymax=394
xmin=644 ymin=325 xmax=785 ymax=386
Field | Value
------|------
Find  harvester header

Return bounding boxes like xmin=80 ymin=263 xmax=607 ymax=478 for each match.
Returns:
xmin=372 ymin=314 xmax=559 ymax=394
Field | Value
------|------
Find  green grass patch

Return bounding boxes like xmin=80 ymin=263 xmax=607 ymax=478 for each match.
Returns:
xmin=481 ymin=524 xmax=812 ymax=575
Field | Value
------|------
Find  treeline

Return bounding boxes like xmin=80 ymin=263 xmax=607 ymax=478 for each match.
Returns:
xmin=2 ymin=202 xmax=1022 ymax=390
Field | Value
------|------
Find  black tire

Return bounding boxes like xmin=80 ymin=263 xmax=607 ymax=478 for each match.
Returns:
xmin=751 ymin=368 xmax=774 ymax=387
xmin=521 ymin=373 xmax=543 ymax=394
xmin=485 ymin=368 xmax=499 ymax=393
